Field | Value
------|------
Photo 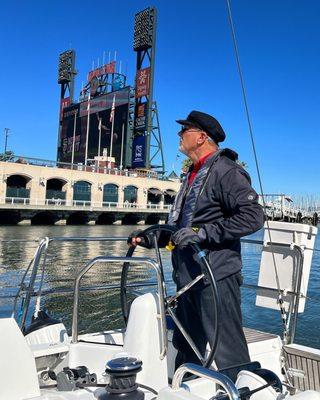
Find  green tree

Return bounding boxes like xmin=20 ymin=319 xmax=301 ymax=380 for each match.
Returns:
xmin=182 ymin=158 xmax=193 ymax=172
xmin=0 ymin=151 xmax=14 ymax=162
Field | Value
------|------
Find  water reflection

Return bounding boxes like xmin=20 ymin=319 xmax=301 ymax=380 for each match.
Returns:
xmin=0 ymin=225 xmax=319 ymax=349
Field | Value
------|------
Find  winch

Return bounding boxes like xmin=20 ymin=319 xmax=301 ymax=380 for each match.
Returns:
xmin=96 ymin=356 xmax=144 ymax=400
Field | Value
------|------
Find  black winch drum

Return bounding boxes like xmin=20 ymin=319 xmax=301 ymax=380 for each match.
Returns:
xmin=96 ymin=357 xmax=144 ymax=400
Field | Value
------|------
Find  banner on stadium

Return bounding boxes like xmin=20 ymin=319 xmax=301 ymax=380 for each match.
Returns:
xmin=132 ymin=135 xmax=146 ymax=168
xmin=60 ymin=97 xmax=70 ymax=120
xmin=135 ymin=67 xmax=150 ymax=98
xmin=134 ymin=102 xmax=148 ymax=132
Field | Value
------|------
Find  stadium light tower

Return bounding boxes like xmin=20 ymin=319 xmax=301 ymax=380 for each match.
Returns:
xmin=57 ymin=50 xmax=77 ymax=161
xmin=58 ymin=50 xmax=76 ymax=102
xmin=132 ymin=7 xmax=165 ymax=173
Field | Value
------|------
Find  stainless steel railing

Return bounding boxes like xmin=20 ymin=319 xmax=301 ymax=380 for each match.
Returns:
xmin=13 ymin=236 xmax=128 ymax=329
xmin=71 ymin=255 xmax=168 ymax=359
xmin=172 ymin=363 xmax=240 ymax=400
xmin=6 ymin=236 xmax=316 ymax=345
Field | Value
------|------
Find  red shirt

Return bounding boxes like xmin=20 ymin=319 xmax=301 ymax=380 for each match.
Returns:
xmin=188 ymin=152 xmax=214 ymax=185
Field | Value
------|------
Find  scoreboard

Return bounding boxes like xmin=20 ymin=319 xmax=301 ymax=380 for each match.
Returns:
xmin=58 ymin=87 xmax=130 ymax=167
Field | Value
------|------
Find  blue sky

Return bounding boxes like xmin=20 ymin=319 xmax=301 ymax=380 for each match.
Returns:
xmin=0 ymin=1 xmax=319 ymax=195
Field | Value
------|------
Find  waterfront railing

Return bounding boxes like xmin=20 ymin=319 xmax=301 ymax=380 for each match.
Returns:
xmin=1 ymin=197 xmax=173 ymax=210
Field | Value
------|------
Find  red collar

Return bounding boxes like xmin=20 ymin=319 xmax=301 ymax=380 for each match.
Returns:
xmin=188 ymin=152 xmax=214 ymax=184
xmin=194 ymin=152 xmax=214 ymax=170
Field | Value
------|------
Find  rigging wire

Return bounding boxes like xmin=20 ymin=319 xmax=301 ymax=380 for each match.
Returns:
xmin=224 ymin=0 xmax=289 ymax=342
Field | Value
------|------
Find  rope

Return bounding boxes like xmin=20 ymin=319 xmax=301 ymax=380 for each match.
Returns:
xmin=225 ymin=0 xmax=289 ymax=342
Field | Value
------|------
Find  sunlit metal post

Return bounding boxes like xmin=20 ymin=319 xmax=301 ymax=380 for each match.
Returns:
xmin=4 ymin=128 xmax=10 ymax=153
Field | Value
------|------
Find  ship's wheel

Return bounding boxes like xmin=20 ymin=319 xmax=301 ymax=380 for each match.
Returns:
xmin=120 ymin=224 xmax=221 ymax=368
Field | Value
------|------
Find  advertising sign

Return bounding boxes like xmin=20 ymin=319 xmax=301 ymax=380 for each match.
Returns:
xmin=60 ymin=97 xmax=70 ymax=120
xmin=135 ymin=67 xmax=150 ymax=98
xmin=134 ymin=102 xmax=148 ymax=132
xmin=88 ymin=61 xmax=116 ymax=81
xmin=132 ymin=135 xmax=146 ymax=168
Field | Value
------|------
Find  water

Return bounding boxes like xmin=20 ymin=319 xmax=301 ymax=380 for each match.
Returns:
xmin=0 ymin=225 xmax=319 ymax=348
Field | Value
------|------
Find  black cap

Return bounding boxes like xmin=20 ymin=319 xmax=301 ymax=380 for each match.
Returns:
xmin=176 ymin=110 xmax=226 ymax=143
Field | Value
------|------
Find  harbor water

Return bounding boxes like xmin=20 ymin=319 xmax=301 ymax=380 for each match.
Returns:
xmin=0 ymin=225 xmax=319 ymax=349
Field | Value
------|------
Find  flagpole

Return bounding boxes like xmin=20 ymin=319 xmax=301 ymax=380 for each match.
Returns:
xmin=97 ymin=117 xmax=102 ymax=170
xmin=109 ymin=94 xmax=116 ymax=161
xmin=71 ymin=110 xmax=77 ymax=166
xmin=120 ymin=122 xmax=125 ymax=170
xmin=110 ymin=117 xmax=115 ymax=158
xmin=84 ymin=93 xmax=91 ymax=166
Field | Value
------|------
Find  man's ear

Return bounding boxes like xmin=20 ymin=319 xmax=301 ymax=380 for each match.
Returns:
xmin=197 ymin=133 xmax=206 ymax=144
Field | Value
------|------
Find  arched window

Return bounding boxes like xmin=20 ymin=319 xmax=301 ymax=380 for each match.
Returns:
xmin=147 ymin=188 xmax=162 ymax=204
xmin=46 ymin=178 xmax=66 ymax=204
xmin=73 ymin=181 xmax=91 ymax=203
xmin=103 ymin=184 xmax=118 ymax=205
xmin=123 ymin=185 xmax=137 ymax=203
xmin=164 ymin=189 xmax=177 ymax=205
xmin=6 ymin=175 xmax=30 ymax=202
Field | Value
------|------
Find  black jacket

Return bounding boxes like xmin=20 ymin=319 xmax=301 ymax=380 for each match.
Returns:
xmin=167 ymin=148 xmax=264 ymax=288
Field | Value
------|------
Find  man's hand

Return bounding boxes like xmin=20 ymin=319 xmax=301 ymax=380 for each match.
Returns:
xmin=127 ymin=229 xmax=153 ymax=249
xmin=171 ymin=227 xmax=203 ymax=248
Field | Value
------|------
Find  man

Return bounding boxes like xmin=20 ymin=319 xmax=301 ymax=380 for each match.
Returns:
xmin=128 ymin=110 xmax=264 ymax=372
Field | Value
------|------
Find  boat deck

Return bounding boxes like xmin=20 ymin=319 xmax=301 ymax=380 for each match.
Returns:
xmin=244 ymin=327 xmax=278 ymax=344
xmin=243 ymin=327 xmax=320 ymax=392
xmin=283 ymin=344 xmax=320 ymax=391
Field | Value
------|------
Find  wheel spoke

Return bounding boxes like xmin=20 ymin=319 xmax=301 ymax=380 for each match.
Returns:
xmin=167 ymin=307 xmax=205 ymax=363
xmin=167 ymin=274 xmax=205 ymax=305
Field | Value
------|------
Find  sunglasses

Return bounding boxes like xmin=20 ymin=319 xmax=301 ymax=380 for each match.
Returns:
xmin=178 ymin=127 xmax=202 ymax=137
